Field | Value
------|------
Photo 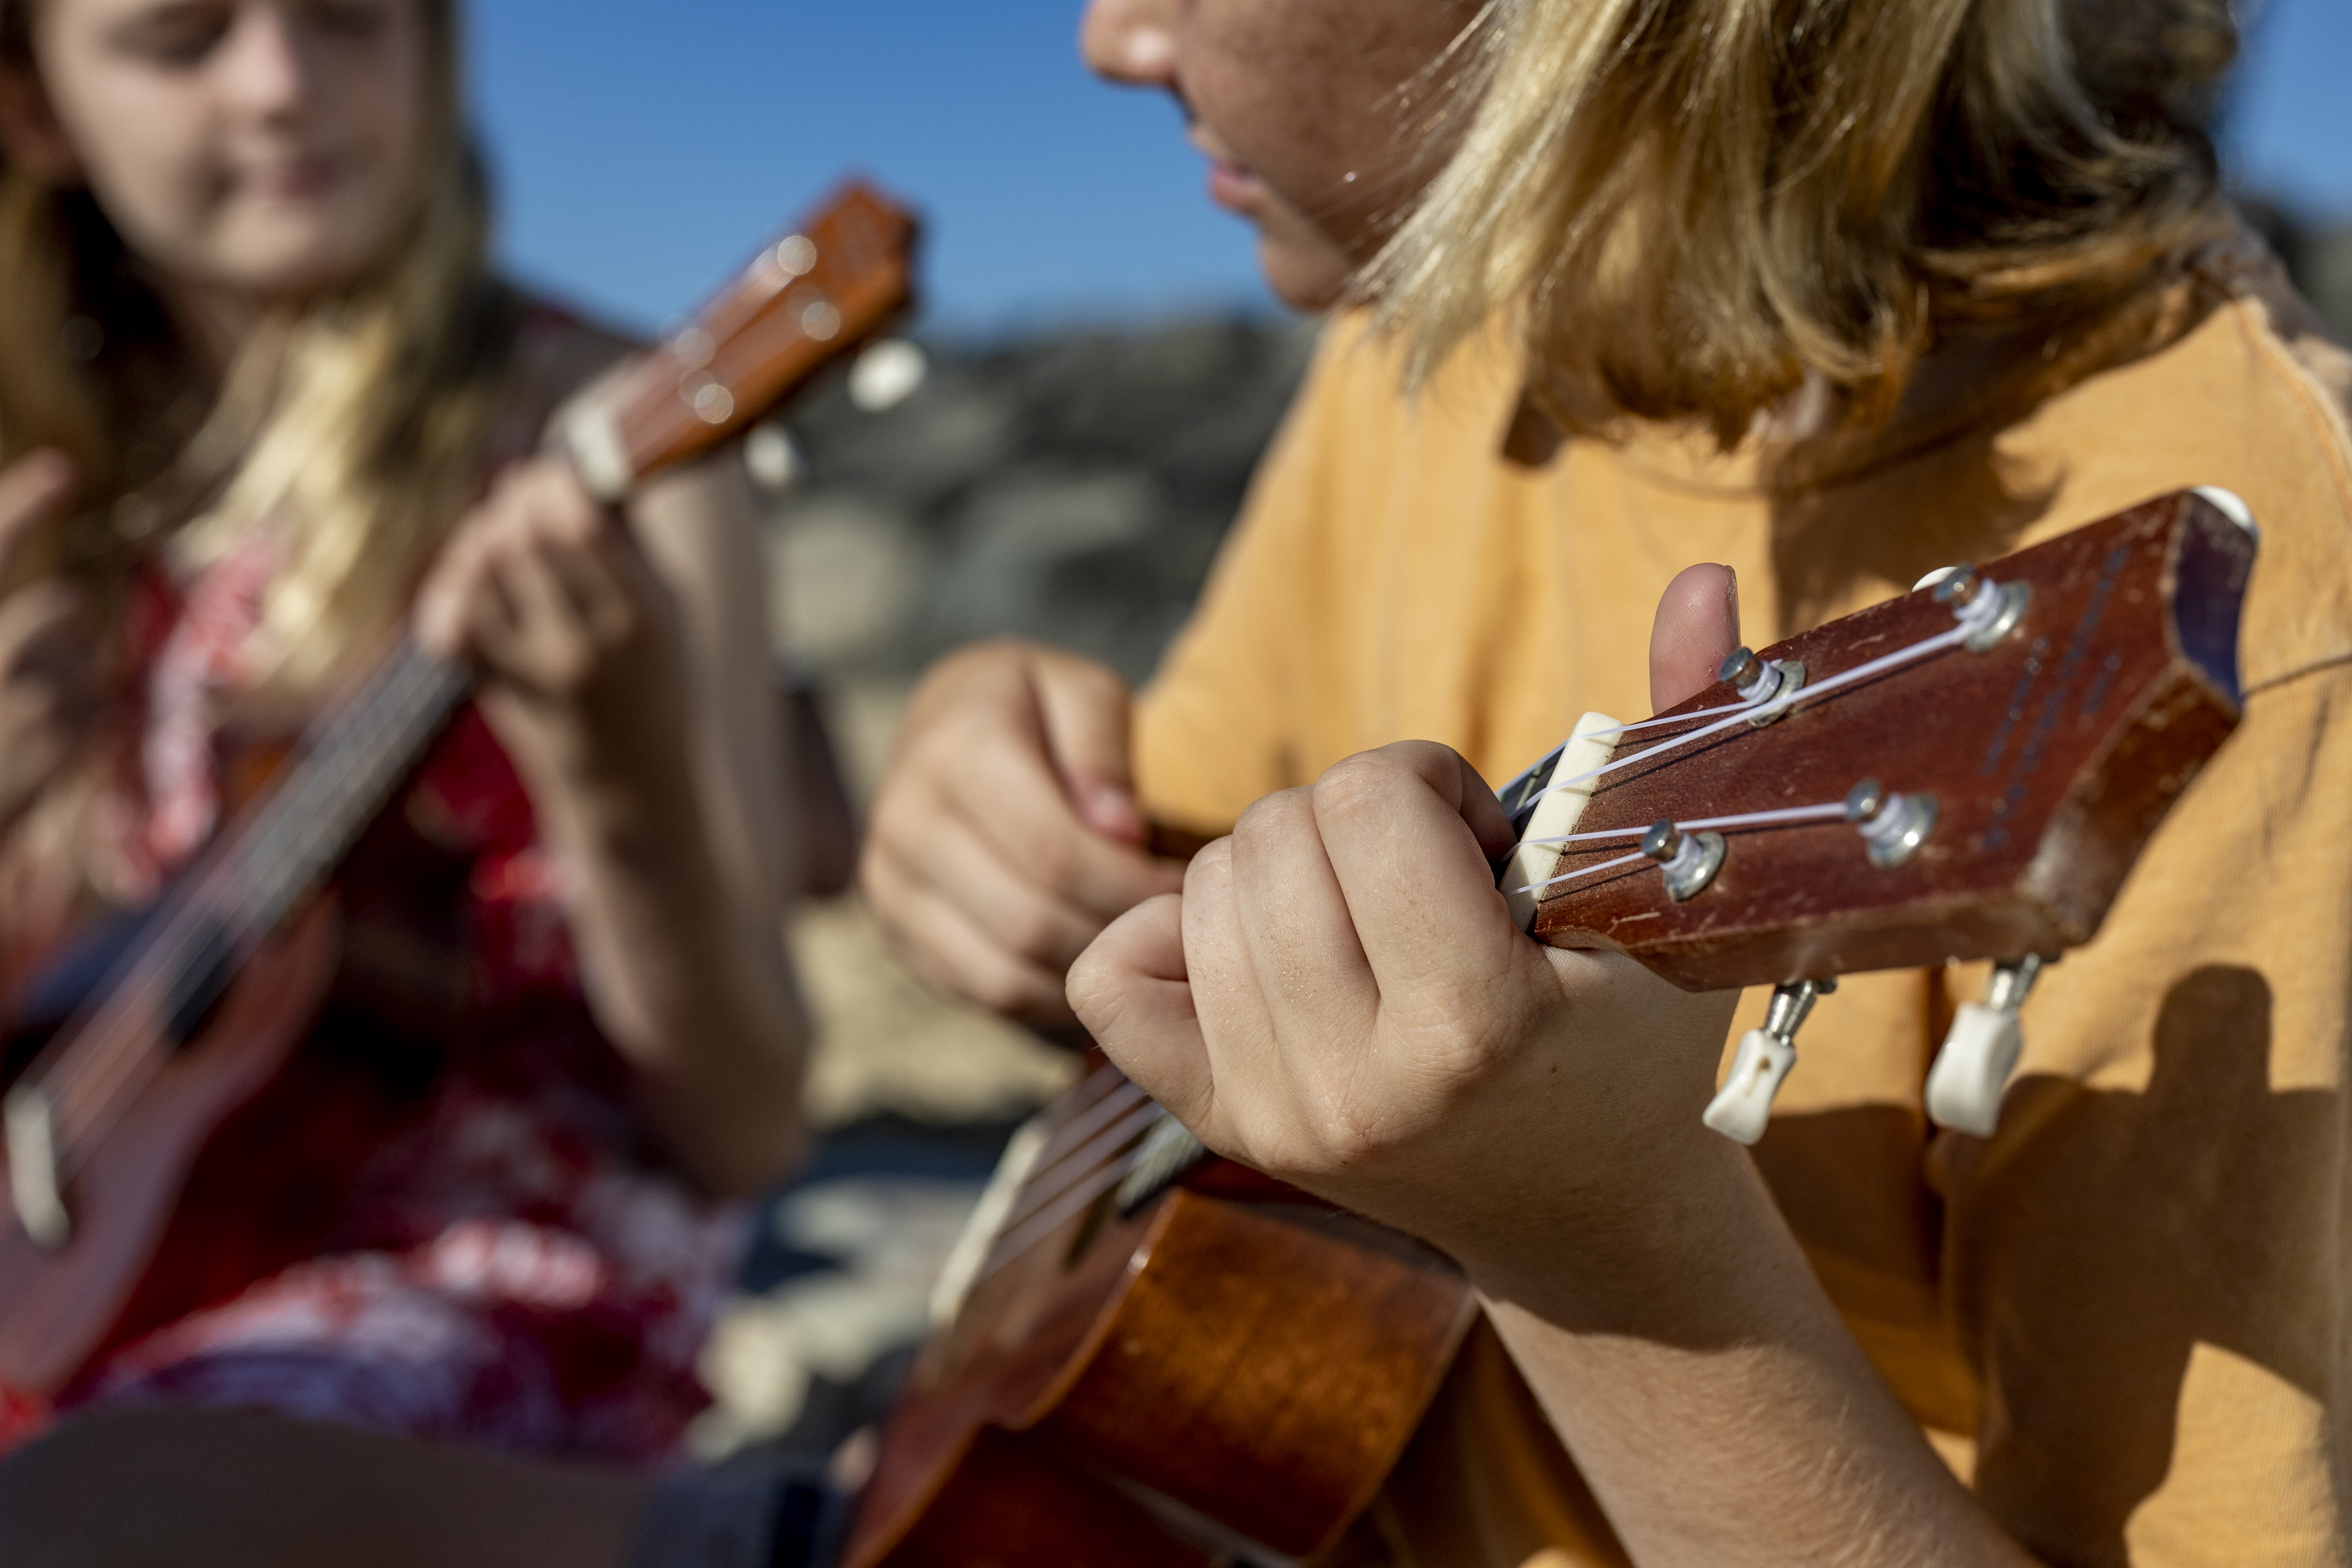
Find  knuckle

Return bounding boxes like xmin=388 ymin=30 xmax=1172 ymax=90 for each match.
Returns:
xmin=1013 ymin=820 xmax=1084 ymax=892
xmin=960 ymin=955 xmax=1049 ymax=1019
xmin=1311 ymin=752 xmax=1395 ymax=820
xmin=1231 ymin=787 xmax=1310 ymax=855
xmin=864 ymin=786 xmax=927 ymax=852
xmin=997 ymin=900 xmax=1074 ymax=965
xmin=1182 ymin=836 xmax=1233 ymax=894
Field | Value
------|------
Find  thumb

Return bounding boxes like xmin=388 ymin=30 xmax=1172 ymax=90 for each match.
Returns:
xmin=1029 ymin=652 xmax=1147 ymax=846
xmin=0 ymin=451 xmax=77 ymax=586
xmin=1648 ymin=563 xmax=1742 ymax=713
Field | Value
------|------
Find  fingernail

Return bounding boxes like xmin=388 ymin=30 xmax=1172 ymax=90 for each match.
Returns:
xmin=1080 ymin=779 xmax=1145 ymax=842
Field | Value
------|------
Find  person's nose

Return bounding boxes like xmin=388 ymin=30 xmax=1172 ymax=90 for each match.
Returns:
xmin=1079 ymin=0 xmax=1178 ymax=87
xmin=217 ymin=2 xmax=314 ymax=122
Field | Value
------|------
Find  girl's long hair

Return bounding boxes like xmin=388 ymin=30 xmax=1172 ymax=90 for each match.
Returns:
xmin=1365 ymin=0 xmax=2239 ymax=442
xmin=0 ymin=0 xmax=518 ymax=695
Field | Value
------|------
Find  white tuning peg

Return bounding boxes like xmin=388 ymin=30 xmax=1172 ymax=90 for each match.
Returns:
xmin=1925 ymin=955 xmax=2050 ymax=1136
xmin=1704 ymin=979 xmax=1835 ymax=1145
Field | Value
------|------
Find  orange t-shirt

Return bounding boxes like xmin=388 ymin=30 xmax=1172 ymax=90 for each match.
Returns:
xmin=1134 ymin=243 xmax=2352 ymax=1564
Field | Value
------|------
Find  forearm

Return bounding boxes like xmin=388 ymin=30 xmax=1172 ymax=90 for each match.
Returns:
xmin=1463 ymin=1138 xmax=2029 ymax=1568
xmin=540 ymin=746 xmax=809 ymax=1197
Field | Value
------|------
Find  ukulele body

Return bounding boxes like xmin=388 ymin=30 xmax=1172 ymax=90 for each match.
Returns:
xmin=0 ymin=900 xmax=341 ymax=1396
xmin=844 ymin=1082 xmax=1477 ymax=1568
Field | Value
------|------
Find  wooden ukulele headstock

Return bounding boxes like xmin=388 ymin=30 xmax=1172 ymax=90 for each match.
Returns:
xmin=1526 ymin=491 xmax=2254 ymax=991
xmin=558 ymin=180 xmax=919 ymax=498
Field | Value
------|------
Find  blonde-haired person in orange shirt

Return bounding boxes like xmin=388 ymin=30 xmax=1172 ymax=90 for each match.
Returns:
xmin=868 ymin=0 xmax=2352 ymax=1563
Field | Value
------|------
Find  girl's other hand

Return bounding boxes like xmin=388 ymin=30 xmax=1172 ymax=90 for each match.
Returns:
xmin=0 ymin=450 xmax=97 ymax=833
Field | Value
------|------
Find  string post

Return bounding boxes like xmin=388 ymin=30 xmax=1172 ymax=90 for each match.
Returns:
xmin=1845 ymin=778 xmax=1937 ymax=869
xmin=1640 ymin=818 xmax=1726 ymax=902
xmin=1718 ymin=648 xmax=1773 ymax=701
xmin=1717 ymin=648 xmax=1808 ymax=726
xmin=1932 ymin=566 xmax=2031 ymax=652
xmin=1704 ymin=977 xmax=1837 ymax=1145
xmin=1926 ymin=955 xmax=2054 ymax=1136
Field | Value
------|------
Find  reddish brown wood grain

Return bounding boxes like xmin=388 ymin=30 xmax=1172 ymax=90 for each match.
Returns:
xmin=1533 ymin=492 xmax=2252 ymax=989
xmin=0 ymin=904 xmax=340 ymax=1393
xmin=609 ymin=183 xmax=917 ymax=479
xmin=843 ymin=1087 xmax=1475 ymax=1568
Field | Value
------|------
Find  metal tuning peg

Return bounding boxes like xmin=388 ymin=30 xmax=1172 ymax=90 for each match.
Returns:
xmin=1642 ymin=818 xmax=1725 ymax=902
xmin=1928 ymin=565 xmax=2031 ymax=652
xmin=1704 ymin=978 xmax=1836 ymax=1146
xmin=1718 ymin=647 xmax=1806 ymax=726
xmin=1845 ymin=777 xmax=1936 ymax=868
xmin=1925 ymin=955 xmax=2051 ymax=1136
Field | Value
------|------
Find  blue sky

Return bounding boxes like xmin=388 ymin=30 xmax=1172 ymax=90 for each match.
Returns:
xmin=469 ymin=0 xmax=2352 ymax=335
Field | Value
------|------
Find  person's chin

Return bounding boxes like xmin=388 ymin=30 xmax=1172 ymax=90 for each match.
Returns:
xmin=1253 ymin=234 xmax=1350 ymax=312
xmin=1248 ymin=207 xmax=1356 ymax=314
xmin=220 ymin=213 xmax=389 ymax=298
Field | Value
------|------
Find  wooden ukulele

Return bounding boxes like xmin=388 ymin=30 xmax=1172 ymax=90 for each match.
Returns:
xmin=0 ymin=181 xmax=918 ymax=1399
xmin=842 ymin=488 xmax=2256 ymax=1567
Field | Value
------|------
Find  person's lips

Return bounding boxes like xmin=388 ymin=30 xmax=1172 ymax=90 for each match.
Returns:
xmin=239 ymin=155 xmax=343 ymax=201
xmin=1205 ymin=157 xmax=1267 ymax=212
xmin=1188 ymin=127 xmax=1266 ymax=214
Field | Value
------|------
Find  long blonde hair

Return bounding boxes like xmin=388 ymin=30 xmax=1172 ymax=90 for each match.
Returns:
xmin=0 ymin=0 xmax=517 ymax=694
xmin=1367 ymin=0 xmax=2237 ymax=442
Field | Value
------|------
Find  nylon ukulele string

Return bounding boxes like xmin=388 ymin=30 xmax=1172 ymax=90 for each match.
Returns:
xmin=49 ymin=646 xmax=458 ymax=1156
xmin=968 ymin=615 xmax=2001 ymax=1284
xmin=1530 ymin=620 xmax=1973 ymax=804
xmin=992 ymin=1095 xmax=1164 ymax=1236
xmin=1493 ymin=619 xmax=1980 ymax=900
xmin=37 ymin=643 xmax=465 ymax=1168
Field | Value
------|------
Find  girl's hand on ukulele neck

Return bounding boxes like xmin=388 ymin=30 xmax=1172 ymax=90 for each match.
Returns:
xmin=414 ymin=457 xmax=693 ymax=820
xmin=0 ymin=450 xmax=100 ymax=835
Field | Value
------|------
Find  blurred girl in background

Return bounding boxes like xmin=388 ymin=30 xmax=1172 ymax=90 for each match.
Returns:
xmin=0 ymin=0 xmax=804 ymax=1473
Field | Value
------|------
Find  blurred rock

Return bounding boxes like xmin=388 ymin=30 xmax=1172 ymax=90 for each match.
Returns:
xmin=768 ymin=495 xmax=925 ymax=668
xmin=770 ymin=312 xmax=1318 ymax=686
xmin=691 ymin=1173 xmax=986 ymax=1457
xmin=792 ymin=897 xmax=1076 ymax=1129
xmin=2238 ymin=194 xmax=2352 ymax=339
xmin=2305 ymin=227 xmax=2352 ymax=339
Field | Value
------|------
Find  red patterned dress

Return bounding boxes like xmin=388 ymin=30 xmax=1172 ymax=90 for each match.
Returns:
xmin=0 ymin=531 xmax=745 ymax=1462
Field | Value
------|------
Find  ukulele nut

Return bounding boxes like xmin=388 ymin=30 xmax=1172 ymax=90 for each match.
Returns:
xmin=5 ymin=1085 xmax=71 ymax=1251
xmin=1642 ymin=818 xmax=1727 ymax=902
xmin=1845 ymin=778 xmax=1937 ymax=868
